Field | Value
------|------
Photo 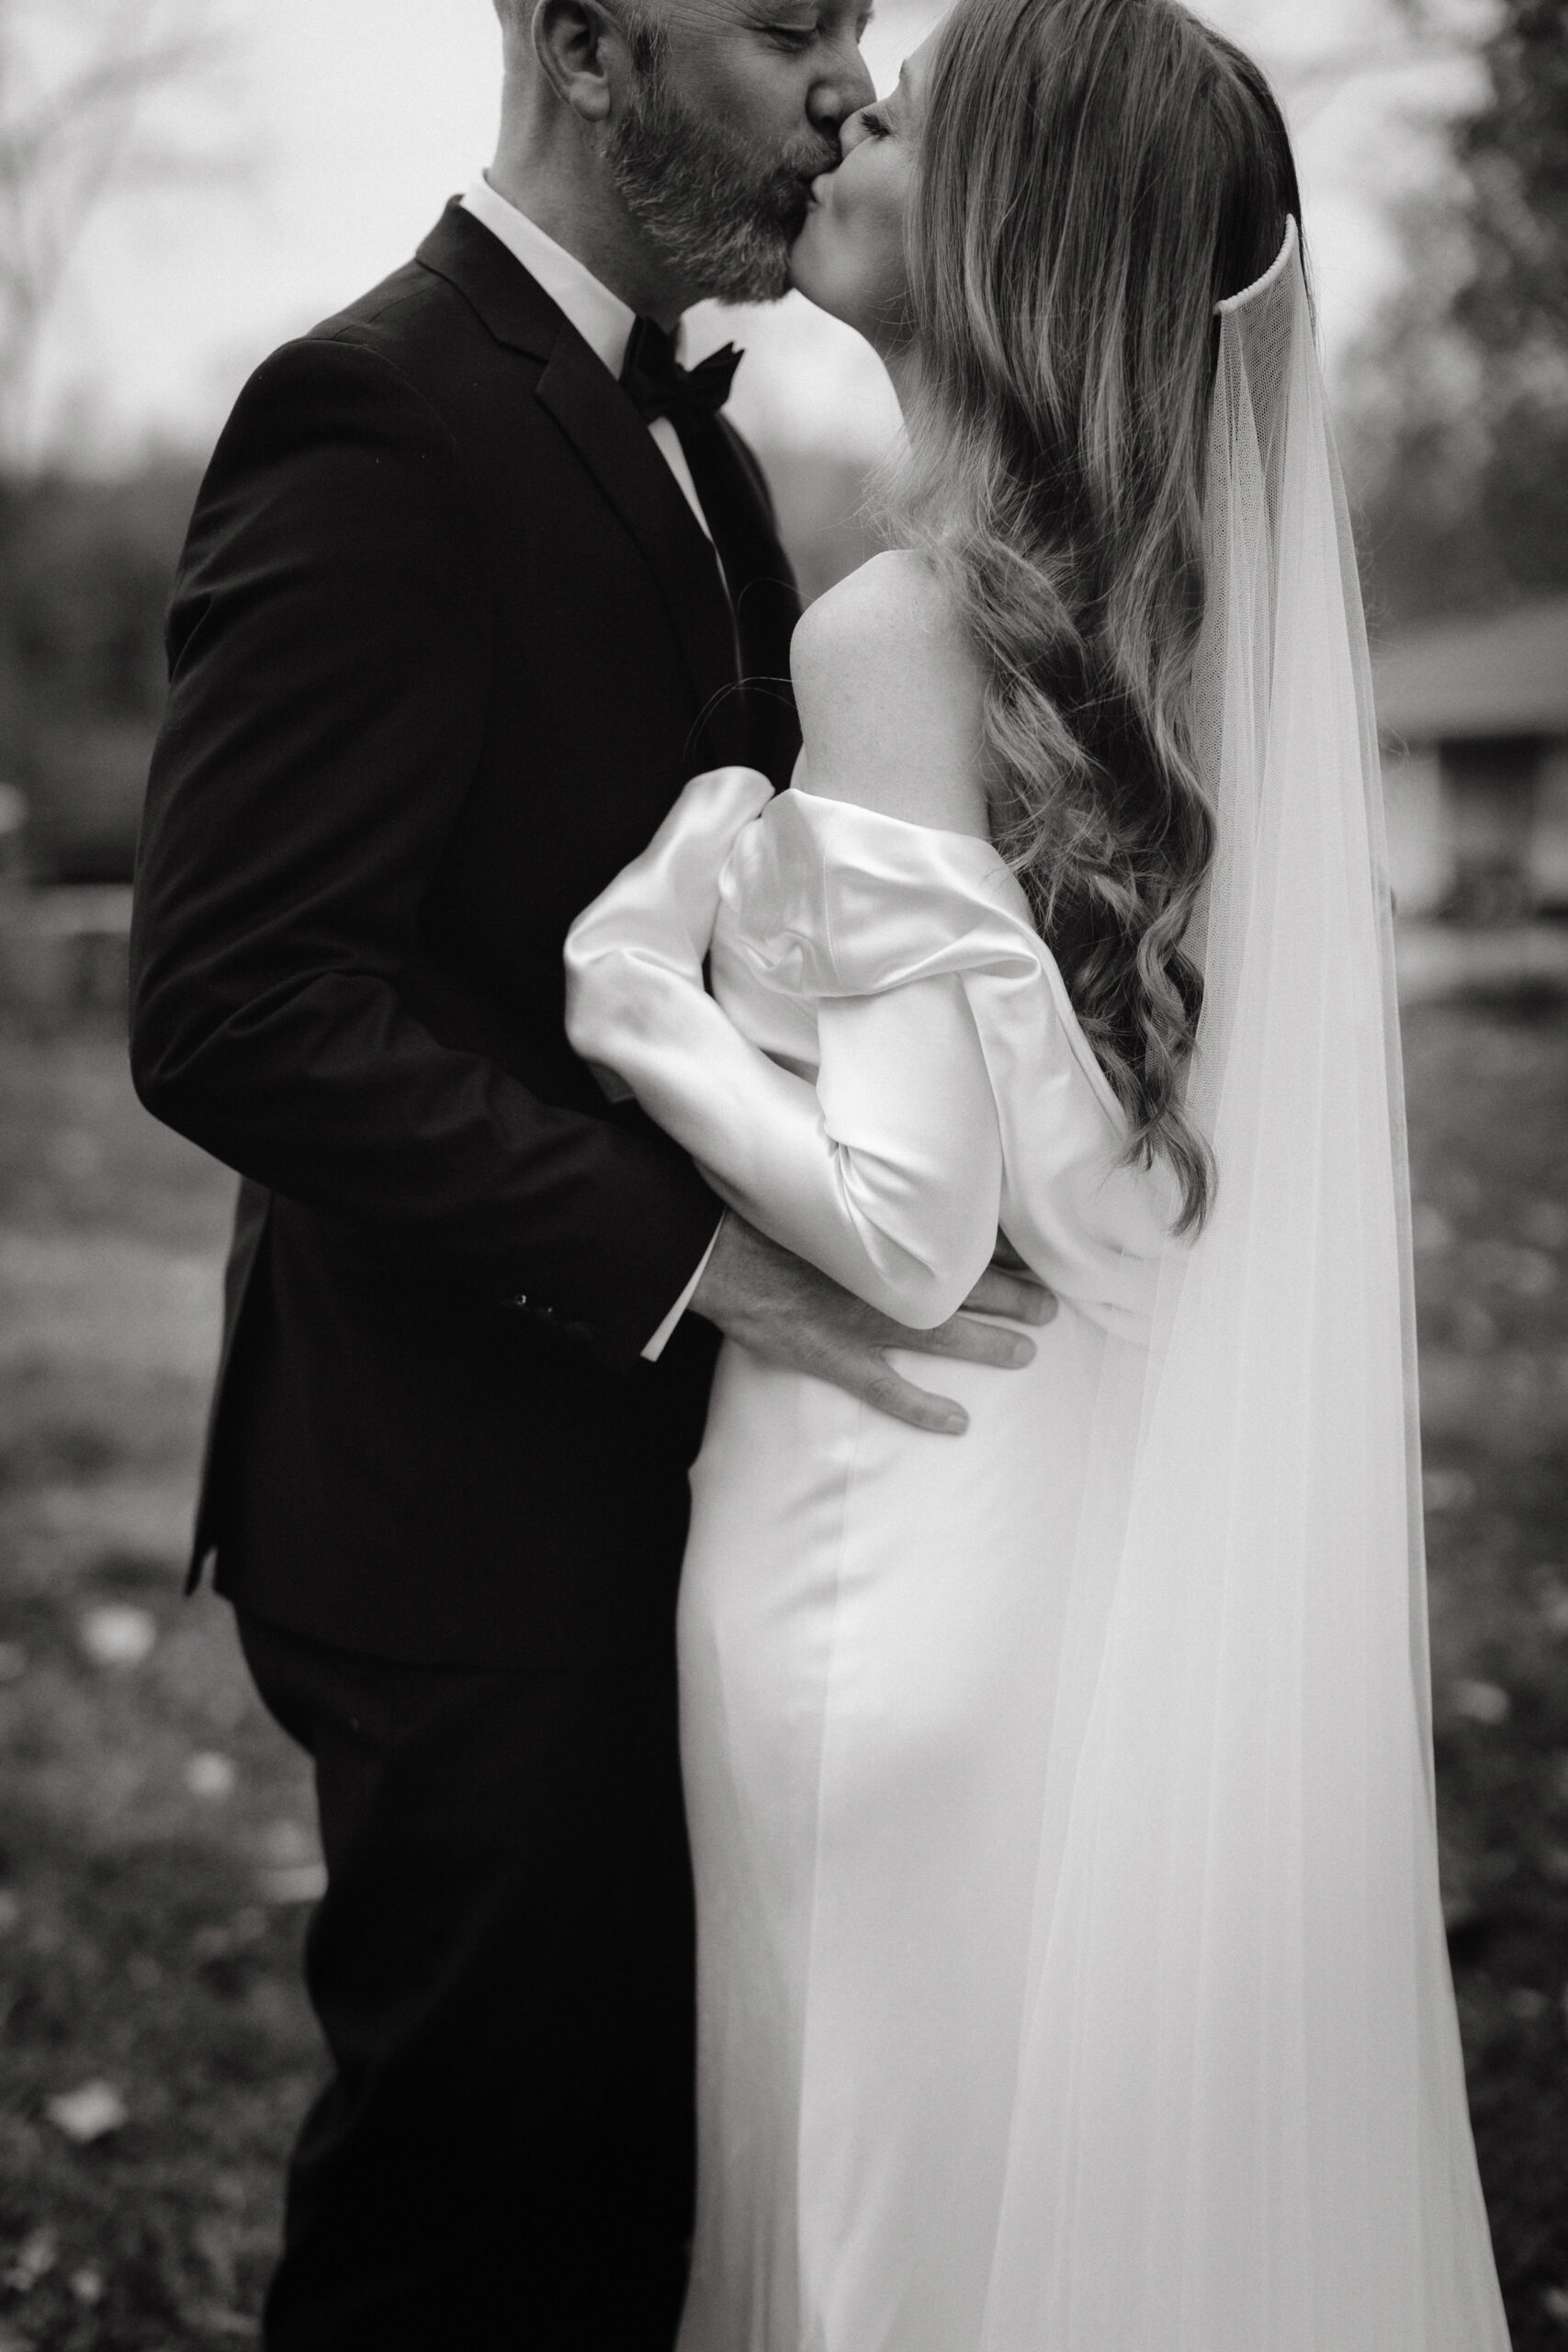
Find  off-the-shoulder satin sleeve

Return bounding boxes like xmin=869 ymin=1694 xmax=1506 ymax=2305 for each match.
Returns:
xmin=565 ymin=771 xmax=1004 ymax=1326
xmin=564 ymin=770 xmax=1171 ymax=1337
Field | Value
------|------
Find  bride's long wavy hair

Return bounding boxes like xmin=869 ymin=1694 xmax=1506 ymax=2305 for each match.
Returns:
xmin=898 ymin=0 xmax=1302 ymax=1231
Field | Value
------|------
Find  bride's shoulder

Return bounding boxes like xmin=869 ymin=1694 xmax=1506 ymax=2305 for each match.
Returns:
xmin=788 ymin=551 xmax=989 ymax=840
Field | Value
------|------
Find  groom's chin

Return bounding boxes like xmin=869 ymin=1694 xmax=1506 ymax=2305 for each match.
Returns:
xmin=722 ymin=247 xmax=795 ymax=307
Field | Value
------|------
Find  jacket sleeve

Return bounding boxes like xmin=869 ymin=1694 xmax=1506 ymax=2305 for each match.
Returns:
xmin=130 ymin=333 xmax=720 ymax=1372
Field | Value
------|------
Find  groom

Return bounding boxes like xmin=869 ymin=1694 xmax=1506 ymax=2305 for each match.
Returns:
xmin=131 ymin=0 xmax=1047 ymax=2344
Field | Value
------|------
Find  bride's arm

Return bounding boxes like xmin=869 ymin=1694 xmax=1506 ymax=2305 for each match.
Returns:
xmin=565 ymin=558 xmax=1006 ymax=1330
xmin=570 ymin=926 xmax=1001 ymax=1328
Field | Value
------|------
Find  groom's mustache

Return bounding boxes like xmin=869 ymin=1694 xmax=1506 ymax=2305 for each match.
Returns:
xmin=778 ymin=135 xmax=841 ymax=189
xmin=795 ymin=133 xmax=842 ymax=180
xmin=769 ymin=134 xmax=841 ymax=235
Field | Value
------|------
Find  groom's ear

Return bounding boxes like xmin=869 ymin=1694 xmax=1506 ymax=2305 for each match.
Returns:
xmin=532 ymin=0 xmax=624 ymax=124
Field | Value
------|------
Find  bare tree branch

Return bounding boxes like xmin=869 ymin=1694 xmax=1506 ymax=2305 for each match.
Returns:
xmin=0 ymin=0 xmax=243 ymax=469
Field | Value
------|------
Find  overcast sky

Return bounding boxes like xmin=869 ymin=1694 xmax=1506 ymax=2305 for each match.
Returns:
xmin=33 ymin=0 xmax=1482 ymax=469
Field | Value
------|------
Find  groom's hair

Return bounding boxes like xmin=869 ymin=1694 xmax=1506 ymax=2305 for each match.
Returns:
xmin=893 ymin=0 xmax=1303 ymax=1237
xmin=604 ymin=0 xmax=670 ymax=72
xmin=492 ymin=0 xmax=667 ymax=74
xmin=491 ymin=0 xmax=532 ymax=68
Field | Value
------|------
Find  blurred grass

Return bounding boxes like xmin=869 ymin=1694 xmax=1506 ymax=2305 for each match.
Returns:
xmin=0 ymin=1023 xmax=315 ymax=2350
xmin=0 ymin=996 xmax=1562 ymax=2347
xmin=1407 ymin=989 xmax=1568 ymax=2348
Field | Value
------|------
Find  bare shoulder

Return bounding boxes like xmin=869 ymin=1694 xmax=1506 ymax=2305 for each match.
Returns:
xmin=789 ymin=550 xmax=990 ymax=840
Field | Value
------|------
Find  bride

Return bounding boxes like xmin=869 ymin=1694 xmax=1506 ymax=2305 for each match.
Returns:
xmin=566 ymin=0 xmax=1512 ymax=2343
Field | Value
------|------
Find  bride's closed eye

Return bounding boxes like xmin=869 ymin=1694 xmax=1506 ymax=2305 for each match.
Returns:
xmin=856 ymin=103 xmax=893 ymax=137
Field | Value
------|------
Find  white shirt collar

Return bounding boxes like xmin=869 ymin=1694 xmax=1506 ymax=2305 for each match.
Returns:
xmin=460 ymin=175 xmax=682 ymax=380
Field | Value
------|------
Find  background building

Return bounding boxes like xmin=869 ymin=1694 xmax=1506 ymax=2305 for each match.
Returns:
xmin=1378 ymin=595 xmax=1568 ymax=921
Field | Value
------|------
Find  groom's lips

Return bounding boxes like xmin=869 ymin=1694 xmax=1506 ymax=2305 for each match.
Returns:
xmin=783 ymin=166 xmax=829 ymax=232
xmin=775 ymin=149 xmax=836 ymax=238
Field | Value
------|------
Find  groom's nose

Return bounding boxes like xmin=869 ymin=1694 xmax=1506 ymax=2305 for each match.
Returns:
xmin=807 ymin=21 xmax=876 ymax=139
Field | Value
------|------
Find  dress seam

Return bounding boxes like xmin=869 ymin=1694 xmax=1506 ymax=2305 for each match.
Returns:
xmin=792 ymin=1381 xmax=866 ymax=2349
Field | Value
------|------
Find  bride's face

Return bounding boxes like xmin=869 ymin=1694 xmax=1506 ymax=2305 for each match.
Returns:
xmin=788 ymin=29 xmax=938 ymax=356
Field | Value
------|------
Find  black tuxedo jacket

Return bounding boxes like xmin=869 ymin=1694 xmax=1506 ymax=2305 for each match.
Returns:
xmin=130 ymin=201 xmax=801 ymax=1668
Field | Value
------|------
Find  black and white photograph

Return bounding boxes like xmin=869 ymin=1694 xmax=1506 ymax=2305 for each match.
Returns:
xmin=0 ymin=0 xmax=1564 ymax=2344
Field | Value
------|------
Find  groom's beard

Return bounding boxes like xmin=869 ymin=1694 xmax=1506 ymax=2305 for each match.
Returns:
xmin=608 ymin=72 xmax=836 ymax=305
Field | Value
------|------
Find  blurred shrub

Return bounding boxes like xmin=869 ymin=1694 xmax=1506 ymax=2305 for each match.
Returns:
xmin=0 ymin=458 xmax=199 ymax=883
xmin=1343 ymin=0 xmax=1568 ymax=628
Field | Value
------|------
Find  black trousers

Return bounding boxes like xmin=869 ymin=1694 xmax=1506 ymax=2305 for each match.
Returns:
xmin=236 ymin=1608 xmax=696 ymax=2351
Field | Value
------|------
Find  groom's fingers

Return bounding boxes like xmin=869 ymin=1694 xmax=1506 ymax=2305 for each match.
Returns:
xmin=964 ymin=1262 xmax=1058 ymax=1325
xmin=785 ymin=1319 xmax=971 ymax=1433
xmin=687 ymin=1215 xmax=1051 ymax=1433
xmin=777 ymin=1306 xmax=1034 ymax=1433
xmin=857 ymin=1358 xmax=972 ymax=1435
xmin=899 ymin=1311 xmax=1035 ymax=1369
xmin=827 ymin=1307 xmax=1035 ymax=1434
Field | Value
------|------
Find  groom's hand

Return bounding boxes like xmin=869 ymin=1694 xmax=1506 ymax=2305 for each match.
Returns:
xmin=688 ymin=1214 xmax=1056 ymax=1435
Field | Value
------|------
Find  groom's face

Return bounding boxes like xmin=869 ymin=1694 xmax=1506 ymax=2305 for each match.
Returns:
xmin=605 ymin=0 xmax=877 ymax=302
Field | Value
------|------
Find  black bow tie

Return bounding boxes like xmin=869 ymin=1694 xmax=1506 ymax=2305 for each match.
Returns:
xmin=620 ymin=317 xmax=742 ymax=428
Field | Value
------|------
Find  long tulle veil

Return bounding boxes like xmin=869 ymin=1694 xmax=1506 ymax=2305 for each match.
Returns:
xmin=970 ymin=221 xmax=1512 ymax=2349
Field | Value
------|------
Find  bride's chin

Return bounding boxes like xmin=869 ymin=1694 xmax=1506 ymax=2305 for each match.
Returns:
xmin=786 ymin=225 xmax=825 ymax=305
xmin=787 ymin=230 xmax=848 ymax=324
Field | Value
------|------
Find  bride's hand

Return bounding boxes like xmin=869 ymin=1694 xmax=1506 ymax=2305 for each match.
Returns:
xmin=690 ymin=1216 xmax=1056 ymax=1435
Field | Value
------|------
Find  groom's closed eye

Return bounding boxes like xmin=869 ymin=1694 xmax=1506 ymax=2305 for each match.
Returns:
xmin=745 ymin=2 xmax=821 ymax=51
xmin=751 ymin=3 xmax=875 ymax=54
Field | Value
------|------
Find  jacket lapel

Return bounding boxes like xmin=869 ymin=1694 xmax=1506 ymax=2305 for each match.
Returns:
xmin=416 ymin=201 xmax=739 ymax=718
xmin=699 ymin=415 xmax=803 ymax=779
xmin=534 ymin=330 xmax=740 ymax=717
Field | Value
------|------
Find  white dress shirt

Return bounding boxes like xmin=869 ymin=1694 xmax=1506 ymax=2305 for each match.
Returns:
xmin=461 ymin=176 xmax=717 ymax=544
xmin=460 ymin=175 xmax=722 ymax=1358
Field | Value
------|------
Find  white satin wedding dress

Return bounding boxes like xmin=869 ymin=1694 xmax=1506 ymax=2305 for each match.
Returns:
xmin=564 ymin=225 xmax=1510 ymax=2351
